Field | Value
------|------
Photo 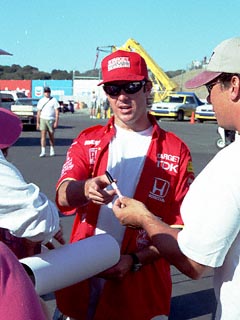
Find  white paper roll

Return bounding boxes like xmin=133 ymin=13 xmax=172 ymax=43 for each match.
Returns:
xmin=20 ymin=234 xmax=120 ymax=296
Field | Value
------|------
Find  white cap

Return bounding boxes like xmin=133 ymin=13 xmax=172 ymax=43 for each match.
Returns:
xmin=185 ymin=37 xmax=240 ymax=88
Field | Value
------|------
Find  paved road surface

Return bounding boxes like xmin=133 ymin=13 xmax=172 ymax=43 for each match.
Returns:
xmin=10 ymin=110 xmax=219 ymax=319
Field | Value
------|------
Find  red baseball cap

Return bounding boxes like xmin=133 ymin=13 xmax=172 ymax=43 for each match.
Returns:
xmin=0 ymin=108 xmax=22 ymax=149
xmin=98 ymin=50 xmax=149 ymax=85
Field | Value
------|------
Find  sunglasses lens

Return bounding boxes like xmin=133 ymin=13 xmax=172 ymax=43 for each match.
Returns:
xmin=206 ymin=84 xmax=212 ymax=93
xmin=103 ymin=81 xmax=145 ymax=96
xmin=103 ymin=85 xmax=121 ymax=96
xmin=124 ymin=81 xmax=143 ymax=94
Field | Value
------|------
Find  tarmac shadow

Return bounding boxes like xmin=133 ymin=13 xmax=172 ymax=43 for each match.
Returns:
xmin=22 ymin=125 xmax=74 ymax=132
xmin=169 ymin=288 xmax=217 ymax=319
xmin=15 ymin=137 xmax=74 ymax=147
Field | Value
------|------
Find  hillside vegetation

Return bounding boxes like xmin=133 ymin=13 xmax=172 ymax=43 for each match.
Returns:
xmin=172 ymin=68 xmax=208 ymax=100
xmin=0 ymin=64 xmax=99 ymax=80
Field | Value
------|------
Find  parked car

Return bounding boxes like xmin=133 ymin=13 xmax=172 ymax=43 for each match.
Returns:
xmin=0 ymin=90 xmax=27 ymax=110
xmin=195 ymin=102 xmax=216 ymax=123
xmin=149 ymin=92 xmax=204 ymax=121
xmin=11 ymin=98 xmax=39 ymax=129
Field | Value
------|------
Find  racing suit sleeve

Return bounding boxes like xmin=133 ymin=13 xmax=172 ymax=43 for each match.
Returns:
xmin=56 ymin=134 xmax=92 ymax=213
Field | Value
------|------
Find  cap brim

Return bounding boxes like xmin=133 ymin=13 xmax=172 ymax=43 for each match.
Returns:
xmin=185 ymin=71 xmax=222 ymax=89
xmin=0 ymin=108 xmax=22 ymax=149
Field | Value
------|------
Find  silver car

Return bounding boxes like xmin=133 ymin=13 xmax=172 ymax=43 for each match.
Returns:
xmin=11 ymin=98 xmax=39 ymax=129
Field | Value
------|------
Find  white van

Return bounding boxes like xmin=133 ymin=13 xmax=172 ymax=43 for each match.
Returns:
xmin=0 ymin=90 xmax=27 ymax=110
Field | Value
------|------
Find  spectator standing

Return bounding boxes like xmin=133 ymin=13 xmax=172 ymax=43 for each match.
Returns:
xmin=102 ymin=97 xmax=110 ymax=118
xmin=112 ymin=37 xmax=240 ymax=320
xmin=37 ymin=86 xmax=59 ymax=157
xmin=55 ymin=50 xmax=194 ymax=320
xmin=90 ymin=90 xmax=97 ymax=118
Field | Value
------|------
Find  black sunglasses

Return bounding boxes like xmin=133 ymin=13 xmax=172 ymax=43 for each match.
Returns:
xmin=205 ymin=80 xmax=221 ymax=94
xmin=103 ymin=81 xmax=146 ymax=96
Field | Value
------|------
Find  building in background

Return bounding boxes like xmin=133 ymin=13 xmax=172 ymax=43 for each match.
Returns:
xmin=0 ymin=80 xmax=31 ymax=97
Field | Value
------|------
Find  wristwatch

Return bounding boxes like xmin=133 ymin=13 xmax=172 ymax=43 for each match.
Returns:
xmin=130 ymin=253 xmax=143 ymax=272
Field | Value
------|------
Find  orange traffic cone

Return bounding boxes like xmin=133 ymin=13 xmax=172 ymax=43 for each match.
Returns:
xmin=190 ymin=112 xmax=195 ymax=124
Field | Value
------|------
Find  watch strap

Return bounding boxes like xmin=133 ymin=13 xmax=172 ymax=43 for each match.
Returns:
xmin=130 ymin=253 xmax=140 ymax=264
xmin=129 ymin=253 xmax=142 ymax=272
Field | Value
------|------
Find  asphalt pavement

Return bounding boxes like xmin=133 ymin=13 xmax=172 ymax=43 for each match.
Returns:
xmin=9 ymin=110 xmax=219 ymax=319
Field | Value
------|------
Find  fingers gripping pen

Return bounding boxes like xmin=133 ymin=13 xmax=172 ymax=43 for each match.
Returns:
xmin=105 ymin=171 xmax=123 ymax=198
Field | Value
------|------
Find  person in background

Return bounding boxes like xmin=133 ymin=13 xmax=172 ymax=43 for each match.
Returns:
xmin=90 ymin=90 xmax=97 ymax=118
xmin=37 ymin=86 xmax=59 ymax=157
xmin=55 ymin=50 xmax=194 ymax=320
xmin=112 ymin=37 xmax=240 ymax=320
xmin=102 ymin=96 xmax=110 ymax=119
xmin=0 ymin=107 xmax=65 ymax=259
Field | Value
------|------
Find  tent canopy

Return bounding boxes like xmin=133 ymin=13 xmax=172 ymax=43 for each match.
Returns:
xmin=0 ymin=49 xmax=12 ymax=56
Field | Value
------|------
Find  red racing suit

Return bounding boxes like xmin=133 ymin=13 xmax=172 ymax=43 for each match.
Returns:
xmin=55 ymin=115 xmax=194 ymax=320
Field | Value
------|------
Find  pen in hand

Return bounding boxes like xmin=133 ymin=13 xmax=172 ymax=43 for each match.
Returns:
xmin=105 ymin=171 xmax=123 ymax=198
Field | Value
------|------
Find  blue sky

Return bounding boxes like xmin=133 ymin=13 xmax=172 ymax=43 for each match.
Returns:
xmin=1 ymin=0 xmax=240 ymax=73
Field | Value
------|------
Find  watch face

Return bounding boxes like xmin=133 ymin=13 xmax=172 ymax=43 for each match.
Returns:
xmin=132 ymin=263 xmax=142 ymax=272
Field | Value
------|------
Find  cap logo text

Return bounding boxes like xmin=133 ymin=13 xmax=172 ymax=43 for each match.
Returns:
xmin=108 ymin=57 xmax=130 ymax=71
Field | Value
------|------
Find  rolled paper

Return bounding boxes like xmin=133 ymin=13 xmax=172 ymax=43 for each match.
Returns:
xmin=20 ymin=234 xmax=120 ymax=295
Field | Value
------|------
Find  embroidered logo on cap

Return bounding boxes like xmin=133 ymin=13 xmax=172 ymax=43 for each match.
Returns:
xmin=108 ymin=57 xmax=130 ymax=71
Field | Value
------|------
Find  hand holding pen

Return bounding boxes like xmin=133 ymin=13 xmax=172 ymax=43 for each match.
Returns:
xmin=105 ymin=171 xmax=123 ymax=198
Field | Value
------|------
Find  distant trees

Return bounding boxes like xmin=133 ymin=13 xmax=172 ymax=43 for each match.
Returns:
xmin=0 ymin=64 xmax=180 ymax=80
xmin=0 ymin=65 xmax=100 ymax=80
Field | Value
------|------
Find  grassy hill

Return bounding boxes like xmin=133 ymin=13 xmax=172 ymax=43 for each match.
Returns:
xmin=172 ymin=68 xmax=208 ymax=100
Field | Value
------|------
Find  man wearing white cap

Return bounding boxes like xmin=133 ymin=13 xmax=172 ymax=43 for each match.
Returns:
xmin=113 ymin=37 xmax=240 ymax=319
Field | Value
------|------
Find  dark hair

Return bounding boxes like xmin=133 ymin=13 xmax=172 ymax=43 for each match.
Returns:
xmin=219 ymin=73 xmax=240 ymax=88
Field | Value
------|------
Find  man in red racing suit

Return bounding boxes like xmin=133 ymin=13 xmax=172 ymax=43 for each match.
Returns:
xmin=55 ymin=50 xmax=194 ymax=320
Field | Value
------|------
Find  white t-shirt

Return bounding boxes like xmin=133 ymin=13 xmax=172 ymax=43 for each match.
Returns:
xmin=0 ymin=150 xmax=59 ymax=242
xmin=90 ymin=125 xmax=153 ymax=317
xmin=37 ymin=96 xmax=59 ymax=120
xmin=178 ymin=139 xmax=240 ymax=319
xmin=95 ymin=124 xmax=153 ymax=245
